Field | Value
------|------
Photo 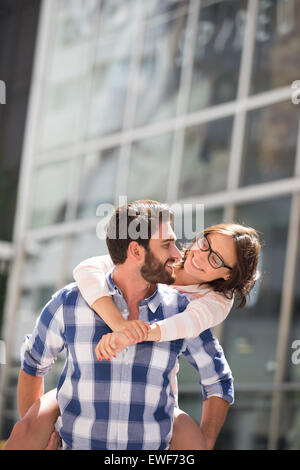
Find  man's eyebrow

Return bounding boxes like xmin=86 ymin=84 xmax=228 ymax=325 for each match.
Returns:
xmin=161 ymin=237 xmax=177 ymax=243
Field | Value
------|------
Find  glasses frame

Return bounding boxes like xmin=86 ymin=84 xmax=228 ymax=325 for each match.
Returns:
xmin=196 ymin=233 xmax=233 ymax=271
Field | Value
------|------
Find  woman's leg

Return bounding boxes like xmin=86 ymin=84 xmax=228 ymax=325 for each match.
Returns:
xmin=3 ymin=388 xmax=60 ymax=450
xmin=169 ymin=407 xmax=206 ymax=450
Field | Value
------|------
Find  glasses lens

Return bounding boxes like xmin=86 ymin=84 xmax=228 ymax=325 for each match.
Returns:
xmin=197 ymin=235 xmax=209 ymax=251
xmin=209 ymin=252 xmax=223 ymax=268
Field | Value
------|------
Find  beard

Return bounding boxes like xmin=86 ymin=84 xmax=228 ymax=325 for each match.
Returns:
xmin=140 ymin=248 xmax=176 ymax=285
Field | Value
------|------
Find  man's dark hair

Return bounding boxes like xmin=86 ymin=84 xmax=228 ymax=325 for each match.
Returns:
xmin=106 ymin=200 xmax=173 ymax=265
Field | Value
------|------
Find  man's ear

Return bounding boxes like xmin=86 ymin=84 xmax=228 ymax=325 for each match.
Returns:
xmin=127 ymin=241 xmax=144 ymax=262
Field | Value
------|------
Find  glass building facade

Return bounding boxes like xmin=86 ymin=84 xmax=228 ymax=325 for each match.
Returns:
xmin=1 ymin=0 xmax=300 ymax=449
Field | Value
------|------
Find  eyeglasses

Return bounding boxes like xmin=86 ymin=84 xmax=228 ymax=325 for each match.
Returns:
xmin=196 ymin=234 xmax=232 ymax=271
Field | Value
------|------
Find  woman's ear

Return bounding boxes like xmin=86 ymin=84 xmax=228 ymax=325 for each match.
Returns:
xmin=223 ymin=272 xmax=231 ymax=281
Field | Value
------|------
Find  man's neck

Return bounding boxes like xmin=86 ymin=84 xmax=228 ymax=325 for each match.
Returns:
xmin=112 ymin=264 xmax=156 ymax=319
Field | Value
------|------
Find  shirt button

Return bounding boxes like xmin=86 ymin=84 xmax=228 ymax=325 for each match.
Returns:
xmin=123 ymin=309 xmax=128 ymax=313
xmin=122 ymin=393 xmax=126 ymax=398
xmin=125 ymin=361 xmax=129 ymax=365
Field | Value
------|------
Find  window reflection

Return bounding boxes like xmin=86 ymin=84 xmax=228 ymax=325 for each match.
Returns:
xmin=134 ymin=6 xmax=188 ymax=126
xmin=147 ymin=0 xmax=189 ymax=19
xmin=173 ymin=207 xmax=222 ymax=247
xmin=240 ymin=102 xmax=299 ymax=187
xmin=189 ymin=0 xmax=247 ymax=112
xmin=280 ymin=392 xmax=300 ymax=449
xmin=14 ymin=237 xmax=66 ymax=362
xmin=173 ymin=206 xmax=205 ymax=246
xmin=222 ymin=197 xmax=291 ymax=383
xmin=216 ymin=392 xmax=271 ymax=450
xmin=77 ymin=148 xmax=119 ymax=219
xmin=126 ymin=134 xmax=173 ymax=202
xmin=31 ymin=161 xmax=71 ymax=228
xmin=39 ymin=0 xmax=99 ymax=152
xmin=251 ymin=0 xmax=300 ymax=94
xmin=67 ymin=231 xmax=107 ymax=283
xmin=85 ymin=0 xmax=139 ymax=139
xmin=287 ymin=225 xmax=300 ymax=382
xmin=178 ymin=116 xmax=233 ymax=199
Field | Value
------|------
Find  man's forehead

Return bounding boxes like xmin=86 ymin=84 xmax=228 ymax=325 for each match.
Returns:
xmin=151 ymin=222 xmax=176 ymax=241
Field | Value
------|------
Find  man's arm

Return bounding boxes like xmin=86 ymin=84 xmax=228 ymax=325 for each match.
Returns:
xmin=17 ymin=369 xmax=44 ymax=418
xmin=180 ymin=329 xmax=234 ymax=448
xmin=198 ymin=396 xmax=229 ymax=449
xmin=19 ymin=292 xmax=66 ymax=417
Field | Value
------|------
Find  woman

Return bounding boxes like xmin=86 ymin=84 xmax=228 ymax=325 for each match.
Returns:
xmin=3 ymin=223 xmax=261 ymax=450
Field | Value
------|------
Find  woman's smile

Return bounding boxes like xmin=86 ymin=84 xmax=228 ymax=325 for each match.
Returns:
xmin=189 ymin=253 xmax=204 ymax=272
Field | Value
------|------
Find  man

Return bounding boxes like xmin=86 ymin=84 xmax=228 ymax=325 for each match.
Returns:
xmin=18 ymin=200 xmax=233 ymax=450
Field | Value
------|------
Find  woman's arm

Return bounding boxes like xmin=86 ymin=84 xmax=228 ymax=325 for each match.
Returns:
xmin=74 ymin=256 xmax=150 ymax=343
xmin=96 ymin=291 xmax=233 ymax=359
xmin=156 ymin=291 xmax=233 ymax=342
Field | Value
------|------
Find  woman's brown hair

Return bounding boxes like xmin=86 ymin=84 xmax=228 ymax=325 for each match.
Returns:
xmin=179 ymin=223 xmax=262 ymax=309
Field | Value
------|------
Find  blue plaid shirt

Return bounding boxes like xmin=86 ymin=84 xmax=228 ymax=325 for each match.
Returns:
xmin=21 ymin=269 xmax=234 ymax=450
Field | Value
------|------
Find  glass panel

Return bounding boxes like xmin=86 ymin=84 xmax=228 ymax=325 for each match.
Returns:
xmin=188 ymin=0 xmax=247 ymax=112
xmin=68 ymin=231 xmax=108 ymax=283
xmin=251 ymin=0 xmax=300 ymax=94
xmin=178 ymin=116 xmax=233 ymax=199
xmin=286 ymin=221 xmax=300 ymax=382
xmin=204 ymin=207 xmax=224 ymax=228
xmin=146 ymin=0 xmax=189 ymax=19
xmin=30 ymin=160 xmax=71 ymax=228
xmin=126 ymin=133 xmax=173 ymax=202
xmin=280 ymin=391 xmax=300 ymax=449
xmin=177 ymin=392 xmax=202 ymax=425
xmin=77 ymin=148 xmax=119 ymax=219
xmin=173 ymin=205 xmax=205 ymax=246
xmin=217 ymin=392 xmax=272 ymax=450
xmin=38 ymin=0 xmax=100 ymax=152
xmin=13 ymin=237 xmax=67 ymax=361
xmin=240 ymin=102 xmax=299 ymax=187
xmin=134 ymin=5 xmax=189 ymax=126
xmin=173 ymin=206 xmax=223 ymax=246
xmin=85 ymin=0 xmax=139 ymax=139
xmin=222 ymin=197 xmax=291 ymax=383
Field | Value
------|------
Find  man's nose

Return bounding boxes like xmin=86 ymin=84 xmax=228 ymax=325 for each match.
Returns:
xmin=171 ymin=244 xmax=182 ymax=261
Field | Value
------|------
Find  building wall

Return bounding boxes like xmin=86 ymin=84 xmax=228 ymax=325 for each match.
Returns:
xmin=1 ymin=0 xmax=300 ymax=449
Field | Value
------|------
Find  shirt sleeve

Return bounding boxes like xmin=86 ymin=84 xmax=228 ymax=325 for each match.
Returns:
xmin=20 ymin=293 xmax=66 ymax=377
xmin=157 ymin=291 xmax=233 ymax=342
xmin=73 ymin=255 xmax=115 ymax=307
xmin=181 ymin=329 xmax=234 ymax=405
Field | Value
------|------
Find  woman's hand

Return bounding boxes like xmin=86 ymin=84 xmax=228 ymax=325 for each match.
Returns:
xmin=95 ymin=320 xmax=151 ymax=361
xmin=119 ymin=320 xmax=151 ymax=344
xmin=44 ymin=430 xmax=61 ymax=450
xmin=95 ymin=331 xmax=132 ymax=361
